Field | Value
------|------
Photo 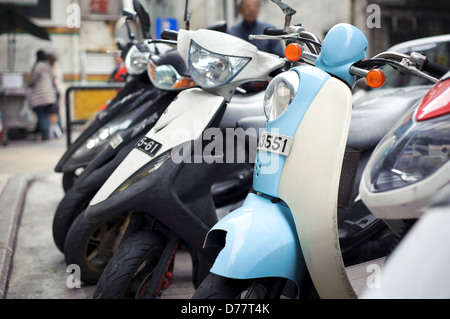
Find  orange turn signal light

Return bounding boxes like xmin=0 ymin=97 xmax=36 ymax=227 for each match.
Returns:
xmin=366 ymin=69 xmax=386 ymax=88
xmin=285 ymin=43 xmax=303 ymax=62
xmin=173 ymin=78 xmax=197 ymax=89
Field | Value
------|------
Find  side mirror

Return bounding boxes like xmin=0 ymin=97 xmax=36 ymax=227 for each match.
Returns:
xmin=133 ymin=0 xmax=152 ymax=39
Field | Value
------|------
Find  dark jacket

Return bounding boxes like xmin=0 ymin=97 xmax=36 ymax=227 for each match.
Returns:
xmin=228 ymin=20 xmax=284 ymax=57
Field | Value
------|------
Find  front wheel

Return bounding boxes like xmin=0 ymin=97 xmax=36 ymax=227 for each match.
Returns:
xmin=93 ymin=230 xmax=166 ymax=299
xmin=192 ymin=273 xmax=284 ymax=299
xmin=63 ymin=212 xmax=129 ymax=284
xmin=52 ymin=188 xmax=96 ymax=252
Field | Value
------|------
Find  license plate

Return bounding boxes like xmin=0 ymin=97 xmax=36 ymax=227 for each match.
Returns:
xmin=257 ymin=132 xmax=293 ymax=156
xmin=135 ymin=136 xmax=162 ymax=157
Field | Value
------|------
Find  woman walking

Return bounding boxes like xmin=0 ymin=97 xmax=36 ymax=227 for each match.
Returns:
xmin=28 ymin=50 xmax=56 ymax=141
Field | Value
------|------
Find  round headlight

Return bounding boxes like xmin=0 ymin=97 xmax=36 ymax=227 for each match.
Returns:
xmin=263 ymin=71 xmax=299 ymax=121
xmin=368 ymin=110 xmax=450 ymax=193
xmin=148 ymin=60 xmax=196 ymax=91
xmin=125 ymin=44 xmax=150 ymax=75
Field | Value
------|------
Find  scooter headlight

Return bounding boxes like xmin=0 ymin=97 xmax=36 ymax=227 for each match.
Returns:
xmin=111 ymin=150 xmax=172 ymax=196
xmin=263 ymin=71 xmax=299 ymax=121
xmin=188 ymin=40 xmax=251 ymax=88
xmin=66 ymin=112 xmax=133 ymax=168
xmin=368 ymin=110 xmax=450 ymax=193
xmin=125 ymin=44 xmax=151 ymax=75
xmin=147 ymin=60 xmax=196 ymax=91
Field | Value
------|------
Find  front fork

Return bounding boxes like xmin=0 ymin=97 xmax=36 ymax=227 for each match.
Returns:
xmin=144 ymin=232 xmax=179 ymax=299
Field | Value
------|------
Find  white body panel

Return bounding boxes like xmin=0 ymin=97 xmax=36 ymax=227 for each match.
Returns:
xmin=360 ymin=207 xmax=450 ymax=299
xmin=90 ymin=88 xmax=224 ymax=205
xmin=278 ymin=78 xmax=356 ymax=298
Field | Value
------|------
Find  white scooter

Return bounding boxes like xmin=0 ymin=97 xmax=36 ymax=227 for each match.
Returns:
xmin=83 ymin=24 xmax=285 ymax=298
xmin=360 ymin=70 xmax=450 ymax=299
xmin=193 ymin=0 xmax=446 ymax=299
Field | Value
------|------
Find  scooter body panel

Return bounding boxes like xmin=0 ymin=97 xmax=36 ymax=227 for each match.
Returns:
xmin=253 ymin=66 xmax=330 ymax=197
xmin=204 ymin=193 xmax=305 ymax=291
xmin=277 ymin=77 xmax=355 ymax=298
xmin=55 ymin=78 xmax=157 ymax=173
xmin=211 ymin=74 xmax=355 ymax=298
xmin=360 ymin=206 xmax=450 ymax=299
xmin=73 ymin=92 xmax=177 ymax=192
xmin=89 ymin=88 xmax=225 ymax=206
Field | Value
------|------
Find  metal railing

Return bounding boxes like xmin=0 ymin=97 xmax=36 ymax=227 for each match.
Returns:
xmin=64 ymin=83 xmax=125 ymax=147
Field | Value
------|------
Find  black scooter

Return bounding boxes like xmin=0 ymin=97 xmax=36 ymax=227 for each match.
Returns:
xmin=55 ymin=0 xmax=159 ymax=192
xmin=59 ymin=50 xmax=262 ymax=284
xmin=78 ymin=20 xmax=284 ymax=298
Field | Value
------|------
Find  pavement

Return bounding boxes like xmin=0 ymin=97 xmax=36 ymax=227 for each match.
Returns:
xmin=0 ymin=133 xmax=86 ymax=299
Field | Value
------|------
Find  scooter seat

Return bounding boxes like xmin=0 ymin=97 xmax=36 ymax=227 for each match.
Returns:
xmin=347 ymin=86 xmax=431 ymax=151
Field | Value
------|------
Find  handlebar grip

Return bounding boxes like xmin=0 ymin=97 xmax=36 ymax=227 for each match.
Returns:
xmin=160 ymin=29 xmax=178 ymax=41
xmin=263 ymin=27 xmax=286 ymax=36
xmin=423 ymin=60 xmax=450 ymax=78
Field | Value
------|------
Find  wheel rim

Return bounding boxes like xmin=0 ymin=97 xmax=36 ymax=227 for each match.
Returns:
xmin=84 ymin=215 xmax=127 ymax=273
xmin=127 ymin=254 xmax=164 ymax=299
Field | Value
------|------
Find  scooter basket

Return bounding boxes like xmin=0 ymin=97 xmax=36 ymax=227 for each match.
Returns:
xmin=338 ymin=147 xmax=361 ymax=209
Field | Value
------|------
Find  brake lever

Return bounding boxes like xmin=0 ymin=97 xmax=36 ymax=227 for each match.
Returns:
xmin=399 ymin=58 xmax=439 ymax=83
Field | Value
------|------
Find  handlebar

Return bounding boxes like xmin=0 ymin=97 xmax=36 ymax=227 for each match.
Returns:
xmin=351 ymin=51 xmax=449 ymax=84
xmin=263 ymin=27 xmax=286 ymax=36
xmin=423 ymin=59 xmax=450 ymax=78
xmin=161 ymin=29 xmax=178 ymax=41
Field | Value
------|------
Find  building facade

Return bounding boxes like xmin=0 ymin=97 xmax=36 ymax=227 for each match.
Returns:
xmin=1 ymin=0 xmax=449 ymax=84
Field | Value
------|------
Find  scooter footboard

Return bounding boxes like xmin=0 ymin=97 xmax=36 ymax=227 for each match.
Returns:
xmin=204 ymin=193 xmax=305 ymax=294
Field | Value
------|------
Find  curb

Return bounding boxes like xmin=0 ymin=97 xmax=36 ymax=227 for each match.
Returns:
xmin=0 ymin=175 xmax=33 ymax=299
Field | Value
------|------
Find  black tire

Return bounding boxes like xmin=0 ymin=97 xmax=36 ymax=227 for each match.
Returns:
xmin=64 ymin=212 xmax=128 ymax=284
xmin=93 ymin=230 xmax=165 ymax=299
xmin=52 ymin=188 xmax=96 ymax=252
xmin=192 ymin=273 xmax=283 ymax=299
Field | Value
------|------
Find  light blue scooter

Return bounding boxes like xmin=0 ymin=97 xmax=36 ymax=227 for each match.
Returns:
xmin=192 ymin=0 xmax=407 ymax=299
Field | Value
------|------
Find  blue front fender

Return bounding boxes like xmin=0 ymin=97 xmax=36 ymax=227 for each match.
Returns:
xmin=204 ymin=193 xmax=305 ymax=293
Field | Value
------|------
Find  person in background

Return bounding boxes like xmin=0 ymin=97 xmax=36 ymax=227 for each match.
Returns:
xmin=227 ymin=0 xmax=284 ymax=57
xmin=110 ymin=52 xmax=127 ymax=82
xmin=28 ymin=50 xmax=56 ymax=141
xmin=48 ymin=52 xmax=64 ymax=139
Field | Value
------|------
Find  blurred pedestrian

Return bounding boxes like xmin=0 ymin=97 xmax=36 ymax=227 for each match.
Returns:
xmin=48 ymin=52 xmax=63 ymax=139
xmin=110 ymin=52 xmax=126 ymax=82
xmin=228 ymin=0 xmax=284 ymax=57
xmin=28 ymin=50 xmax=56 ymax=141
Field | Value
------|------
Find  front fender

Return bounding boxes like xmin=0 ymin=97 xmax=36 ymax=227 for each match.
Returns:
xmin=204 ymin=193 xmax=305 ymax=292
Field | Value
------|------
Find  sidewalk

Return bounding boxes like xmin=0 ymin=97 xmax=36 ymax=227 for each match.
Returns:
xmin=0 ymin=134 xmax=68 ymax=298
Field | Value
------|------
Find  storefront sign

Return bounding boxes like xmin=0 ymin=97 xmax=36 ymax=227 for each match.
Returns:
xmin=80 ymin=0 xmax=121 ymax=21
